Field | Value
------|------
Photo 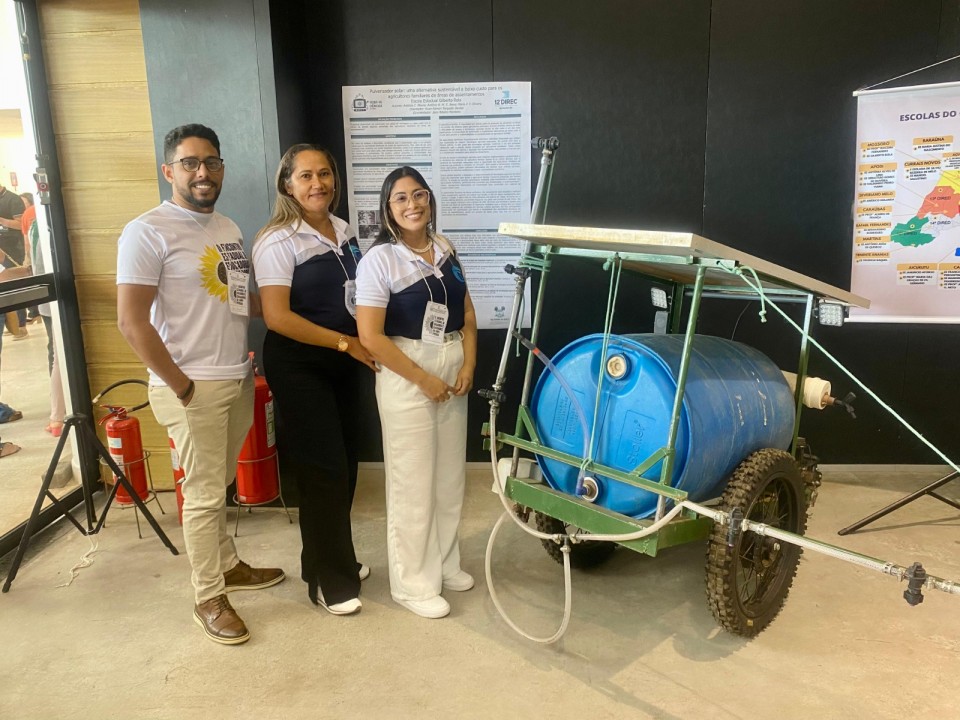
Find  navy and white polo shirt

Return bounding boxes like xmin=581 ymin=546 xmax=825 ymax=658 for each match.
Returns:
xmin=252 ymin=215 xmax=362 ymax=336
xmin=355 ymin=234 xmax=467 ymax=340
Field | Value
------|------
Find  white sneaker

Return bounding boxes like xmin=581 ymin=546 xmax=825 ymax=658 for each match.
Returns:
xmin=358 ymin=564 xmax=370 ymax=581
xmin=394 ymin=595 xmax=450 ymax=619
xmin=442 ymin=570 xmax=475 ymax=592
xmin=318 ymin=591 xmax=362 ymax=616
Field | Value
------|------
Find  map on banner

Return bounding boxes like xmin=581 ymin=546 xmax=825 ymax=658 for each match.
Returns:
xmin=850 ymin=83 xmax=960 ymax=323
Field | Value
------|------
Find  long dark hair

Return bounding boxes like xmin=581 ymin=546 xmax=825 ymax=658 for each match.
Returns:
xmin=372 ymin=166 xmax=438 ymax=247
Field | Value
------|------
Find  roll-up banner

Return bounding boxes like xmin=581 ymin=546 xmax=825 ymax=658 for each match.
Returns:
xmin=850 ymin=81 xmax=960 ymax=323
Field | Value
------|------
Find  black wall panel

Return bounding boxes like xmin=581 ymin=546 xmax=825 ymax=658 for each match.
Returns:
xmin=492 ymin=0 xmax=712 ymax=231
xmin=269 ymin=0 xmax=960 ymax=464
xmin=703 ymin=1 xmax=943 ymax=283
xmin=702 ymin=1 xmax=958 ymax=462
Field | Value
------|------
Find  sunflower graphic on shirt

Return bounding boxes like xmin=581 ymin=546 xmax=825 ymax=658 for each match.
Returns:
xmin=198 ymin=242 xmax=249 ymax=302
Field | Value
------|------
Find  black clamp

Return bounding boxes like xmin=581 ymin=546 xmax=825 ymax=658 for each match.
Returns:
xmin=903 ymin=562 xmax=926 ymax=606
xmin=726 ymin=507 xmax=744 ymax=547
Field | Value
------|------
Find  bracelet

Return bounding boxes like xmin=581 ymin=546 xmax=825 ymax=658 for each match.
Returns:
xmin=177 ymin=379 xmax=194 ymax=400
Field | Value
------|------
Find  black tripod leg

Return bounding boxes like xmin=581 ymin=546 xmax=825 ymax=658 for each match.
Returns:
xmin=80 ymin=422 xmax=179 ymax=556
xmin=2 ymin=420 xmax=77 ymax=593
xmin=838 ymin=471 xmax=960 ymax=536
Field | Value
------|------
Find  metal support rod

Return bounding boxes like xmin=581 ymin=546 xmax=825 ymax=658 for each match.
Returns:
xmin=682 ymin=500 xmax=960 ymax=597
xmin=512 ymin=256 xmax=552 ymax=474
xmin=16 ymin=0 xmax=100 ymax=529
xmin=529 ymin=138 xmax=557 ymax=224
xmin=791 ymin=294 xmax=814 ymax=452
xmin=492 ymin=271 xmax=529 ymax=398
xmin=669 ymin=282 xmax=685 ymax=334
xmin=655 ymin=265 xmax=707 ymax=520
xmin=505 ymin=138 xmax=559 ymax=474
xmin=838 ymin=471 xmax=960 ymax=535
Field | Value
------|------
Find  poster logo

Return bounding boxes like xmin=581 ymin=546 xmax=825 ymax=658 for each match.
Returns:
xmin=353 ymin=95 xmax=367 ymax=111
xmin=495 ymin=90 xmax=517 ymax=107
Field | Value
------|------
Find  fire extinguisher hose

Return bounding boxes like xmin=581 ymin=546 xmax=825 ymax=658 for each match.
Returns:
xmin=92 ymin=378 xmax=150 ymax=412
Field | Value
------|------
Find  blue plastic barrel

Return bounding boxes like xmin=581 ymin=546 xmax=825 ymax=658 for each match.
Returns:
xmin=530 ymin=333 xmax=796 ymax=518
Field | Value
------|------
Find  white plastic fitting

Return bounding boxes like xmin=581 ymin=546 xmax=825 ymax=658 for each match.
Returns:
xmin=782 ymin=370 xmax=832 ymax=410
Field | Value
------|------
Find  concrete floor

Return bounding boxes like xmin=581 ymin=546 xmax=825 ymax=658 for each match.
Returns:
xmin=1 ymin=462 xmax=958 ymax=719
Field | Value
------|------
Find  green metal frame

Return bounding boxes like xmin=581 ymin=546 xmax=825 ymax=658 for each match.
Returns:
xmin=495 ymin=239 xmax=821 ymax=558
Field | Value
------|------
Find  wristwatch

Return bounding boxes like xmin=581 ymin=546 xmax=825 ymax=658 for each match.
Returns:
xmin=336 ymin=335 xmax=349 ymax=352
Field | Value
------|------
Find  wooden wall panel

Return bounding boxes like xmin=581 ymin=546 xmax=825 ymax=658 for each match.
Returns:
xmin=56 ymin=132 xmax=156 ymax=183
xmin=48 ymin=84 xmax=152 ymax=135
xmin=39 ymin=0 xmax=142 ymax=34
xmin=61 ymin=181 xmax=157 ymax=230
xmin=82 ymin=322 xmax=139 ymax=365
xmin=38 ymin=0 xmax=165 ymax=482
xmin=74 ymin=276 xmax=119 ymax=322
xmin=42 ymin=31 xmax=148 ymax=85
xmin=68 ymin=229 xmax=123 ymax=276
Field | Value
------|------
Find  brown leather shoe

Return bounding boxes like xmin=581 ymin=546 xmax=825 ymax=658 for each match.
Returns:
xmin=223 ymin=560 xmax=285 ymax=592
xmin=193 ymin=594 xmax=250 ymax=645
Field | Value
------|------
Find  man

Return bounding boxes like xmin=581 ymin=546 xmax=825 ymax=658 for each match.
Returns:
xmin=0 ymin=183 xmax=27 ymax=338
xmin=117 ymin=124 xmax=284 ymax=645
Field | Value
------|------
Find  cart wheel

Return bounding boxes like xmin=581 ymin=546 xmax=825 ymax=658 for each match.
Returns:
xmin=534 ymin=512 xmax=616 ymax=568
xmin=705 ymin=448 xmax=808 ymax=637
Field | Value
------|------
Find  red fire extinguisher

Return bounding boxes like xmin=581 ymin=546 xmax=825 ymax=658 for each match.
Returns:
xmin=93 ymin=379 xmax=151 ymax=505
xmin=171 ymin=436 xmax=186 ymax=524
xmin=236 ymin=353 xmax=279 ymax=505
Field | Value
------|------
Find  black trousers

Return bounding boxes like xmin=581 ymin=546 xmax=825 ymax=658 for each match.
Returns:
xmin=263 ymin=331 xmax=362 ymax=604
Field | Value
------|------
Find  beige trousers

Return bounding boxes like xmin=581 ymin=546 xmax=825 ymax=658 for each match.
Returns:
xmin=150 ymin=374 xmax=253 ymax=604
xmin=376 ymin=335 xmax=467 ymax=602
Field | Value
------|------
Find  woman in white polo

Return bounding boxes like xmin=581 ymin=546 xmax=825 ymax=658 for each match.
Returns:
xmin=356 ymin=166 xmax=477 ymax=619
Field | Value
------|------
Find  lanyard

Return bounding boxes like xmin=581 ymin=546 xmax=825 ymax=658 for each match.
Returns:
xmin=315 ymin=228 xmax=357 ymax=282
xmin=413 ymin=254 xmax=448 ymax=307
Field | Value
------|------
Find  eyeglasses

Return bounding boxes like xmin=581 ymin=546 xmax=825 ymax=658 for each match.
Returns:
xmin=389 ymin=189 xmax=430 ymax=206
xmin=171 ymin=157 xmax=225 ymax=172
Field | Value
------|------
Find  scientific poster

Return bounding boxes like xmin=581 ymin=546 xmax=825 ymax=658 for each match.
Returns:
xmin=850 ymin=82 xmax=960 ymax=323
xmin=341 ymin=82 xmax=532 ymax=329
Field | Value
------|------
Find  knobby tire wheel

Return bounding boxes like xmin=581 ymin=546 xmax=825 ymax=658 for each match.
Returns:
xmin=534 ymin=511 xmax=616 ymax=569
xmin=706 ymin=449 xmax=808 ymax=637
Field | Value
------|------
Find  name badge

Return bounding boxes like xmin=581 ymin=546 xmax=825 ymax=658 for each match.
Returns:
xmin=421 ymin=301 xmax=449 ymax=344
xmin=344 ymin=279 xmax=357 ymax=317
xmin=228 ymin=270 xmax=249 ymax=316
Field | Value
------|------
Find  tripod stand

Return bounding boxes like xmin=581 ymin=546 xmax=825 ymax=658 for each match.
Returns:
xmin=838 ymin=470 xmax=960 ymax=535
xmin=2 ymin=413 xmax=179 ymax=593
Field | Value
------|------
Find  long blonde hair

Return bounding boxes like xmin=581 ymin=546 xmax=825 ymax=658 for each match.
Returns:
xmin=255 ymin=144 xmax=342 ymax=242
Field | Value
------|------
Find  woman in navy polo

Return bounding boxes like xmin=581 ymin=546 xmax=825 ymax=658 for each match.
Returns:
xmin=356 ymin=166 xmax=477 ymax=620
xmin=253 ymin=144 xmax=377 ymax=616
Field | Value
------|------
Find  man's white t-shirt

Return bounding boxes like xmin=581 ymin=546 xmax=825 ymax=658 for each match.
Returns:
xmin=117 ymin=200 xmax=250 ymax=385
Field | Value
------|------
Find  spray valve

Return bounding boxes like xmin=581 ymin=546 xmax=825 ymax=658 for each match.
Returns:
xmin=478 ymin=388 xmax=507 ymax=404
xmin=827 ymin=391 xmax=857 ymax=419
xmin=903 ymin=562 xmax=927 ymax=606
xmin=503 ymin=263 xmax=531 ymax=279
xmin=531 ymin=136 xmax=559 ymax=151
